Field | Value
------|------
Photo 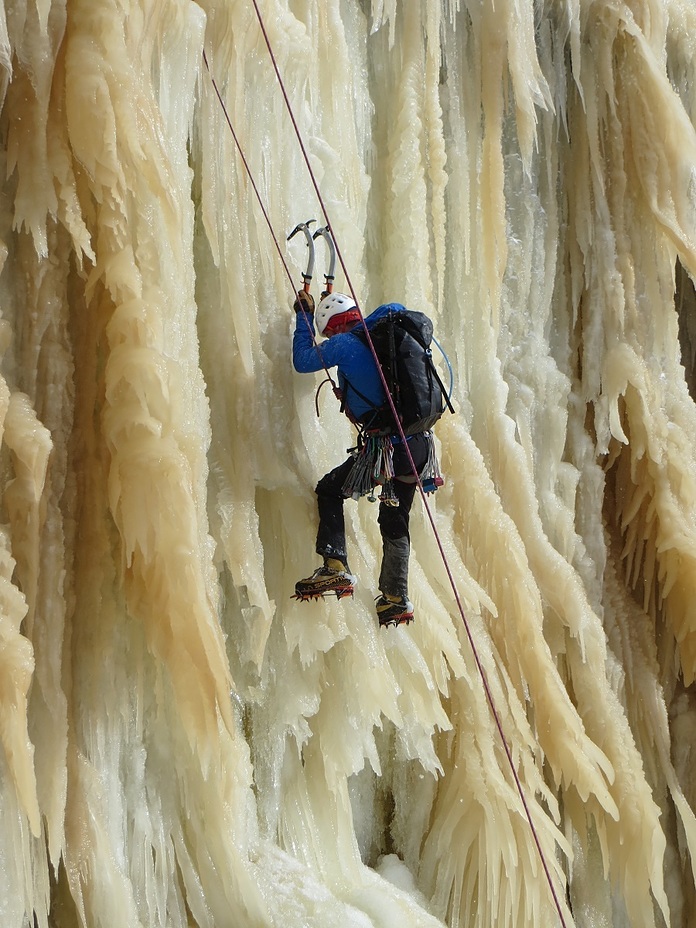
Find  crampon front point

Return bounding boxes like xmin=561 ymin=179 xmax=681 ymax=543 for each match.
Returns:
xmin=292 ymin=586 xmax=354 ymax=602
xmin=376 ymin=595 xmax=414 ymax=628
xmin=379 ymin=613 xmax=413 ymax=629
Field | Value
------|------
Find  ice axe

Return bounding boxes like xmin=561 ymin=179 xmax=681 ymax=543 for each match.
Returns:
xmin=313 ymin=225 xmax=336 ymax=295
xmin=287 ymin=219 xmax=316 ymax=292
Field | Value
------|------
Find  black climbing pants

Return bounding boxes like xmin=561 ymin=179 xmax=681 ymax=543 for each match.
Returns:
xmin=314 ymin=433 xmax=430 ymax=599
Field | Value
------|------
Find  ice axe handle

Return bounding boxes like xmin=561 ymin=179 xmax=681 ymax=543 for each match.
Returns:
xmin=313 ymin=226 xmax=336 ymax=296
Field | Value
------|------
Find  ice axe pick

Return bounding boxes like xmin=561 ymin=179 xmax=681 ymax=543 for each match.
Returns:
xmin=287 ymin=219 xmax=316 ymax=292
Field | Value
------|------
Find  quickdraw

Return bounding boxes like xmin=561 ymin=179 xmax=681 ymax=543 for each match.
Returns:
xmin=341 ymin=430 xmax=442 ymax=504
xmin=341 ymin=434 xmax=398 ymax=504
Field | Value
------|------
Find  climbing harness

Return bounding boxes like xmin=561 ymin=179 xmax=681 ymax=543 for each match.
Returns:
xmin=204 ymin=5 xmax=571 ymax=921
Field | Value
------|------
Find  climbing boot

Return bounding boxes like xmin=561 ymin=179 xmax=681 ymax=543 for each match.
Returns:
xmin=376 ymin=594 xmax=414 ymax=628
xmin=293 ymin=559 xmax=356 ymax=601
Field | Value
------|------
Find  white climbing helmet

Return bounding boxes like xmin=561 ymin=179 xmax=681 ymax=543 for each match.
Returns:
xmin=315 ymin=292 xmax=359 ymax=336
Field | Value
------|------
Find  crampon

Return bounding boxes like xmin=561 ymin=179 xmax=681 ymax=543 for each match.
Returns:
xmin=293 ymin=565 xmax=356 ymax=602
xmin=376 ymin=595 xmax=414 ymax=628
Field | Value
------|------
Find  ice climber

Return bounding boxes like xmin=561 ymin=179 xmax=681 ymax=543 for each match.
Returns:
xmin=291 ymin=289 xmax=445 ymax=628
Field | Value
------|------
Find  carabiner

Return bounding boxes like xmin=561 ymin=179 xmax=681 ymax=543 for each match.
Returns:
xmin=287 ymin=220 xmax=316 ymax=292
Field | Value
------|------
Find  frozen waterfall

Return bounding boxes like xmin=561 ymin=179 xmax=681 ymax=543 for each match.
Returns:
xmin=2 ymin=0 xmax=696 ymax=926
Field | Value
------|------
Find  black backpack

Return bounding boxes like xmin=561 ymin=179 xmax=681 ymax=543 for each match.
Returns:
xmin=347 ymin=308 xmax=454 ymax=436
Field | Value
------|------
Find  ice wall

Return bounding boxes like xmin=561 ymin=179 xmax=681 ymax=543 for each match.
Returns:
xmin=1 ymin=0 xmax=696 ymax=926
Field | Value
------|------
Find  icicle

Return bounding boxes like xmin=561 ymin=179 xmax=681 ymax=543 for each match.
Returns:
xmin=2 ymin=0 xmax=696 ymax=926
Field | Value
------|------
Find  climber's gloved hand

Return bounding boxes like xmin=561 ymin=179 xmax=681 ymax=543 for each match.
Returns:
xmin=293 ymin=290 xmax=315 ymax=316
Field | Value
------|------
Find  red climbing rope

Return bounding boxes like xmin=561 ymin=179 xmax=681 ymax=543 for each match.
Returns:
xmin=212 ymin=5 xmax=571 ymax=925
xmin=202 ymin=48 xmax=339 ymax=395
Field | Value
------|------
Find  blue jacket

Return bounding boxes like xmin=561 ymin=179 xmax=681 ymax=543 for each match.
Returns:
xmin=293 ymin=303 xmax=405 ymax=421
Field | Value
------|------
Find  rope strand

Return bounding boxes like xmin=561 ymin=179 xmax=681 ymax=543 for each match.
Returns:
xmin=202 ymin=48 xmax=338 ymax=392
xmin=202 ymin=49 xmax=295 ymax=292
xmin=233 ymin=6 xmax=569 ymax=924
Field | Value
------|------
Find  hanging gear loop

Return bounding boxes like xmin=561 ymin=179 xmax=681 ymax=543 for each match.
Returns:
xmin=288 ymin=219 xmax=316 ymax=292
